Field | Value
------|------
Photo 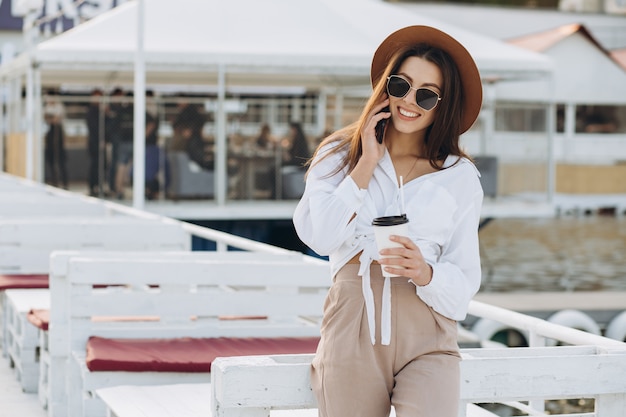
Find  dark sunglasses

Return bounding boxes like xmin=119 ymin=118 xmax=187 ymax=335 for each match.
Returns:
xmin=386 ymin=75 xmax=442 ymax=111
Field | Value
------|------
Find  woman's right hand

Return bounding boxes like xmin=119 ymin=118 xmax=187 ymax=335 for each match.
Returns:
xmin=349 ymin=99 xmax=390 ymax=189
xmin=361 ymin=99 xmax=390 ymax=162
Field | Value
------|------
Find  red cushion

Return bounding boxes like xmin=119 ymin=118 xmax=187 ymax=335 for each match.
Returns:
xmin=24 ymin=311 xmax=261 ymax=333
xmin=86 ymin=336 xmax=320 ymax=373
xmin=27 ymin=309 xmax=50 ymax=331
xmin=0 ymin=274 xmax=48 ymax=290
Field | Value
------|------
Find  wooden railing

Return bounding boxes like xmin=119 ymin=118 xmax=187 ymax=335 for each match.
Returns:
xmin=212 ymin=302 xmax=626 ymax=417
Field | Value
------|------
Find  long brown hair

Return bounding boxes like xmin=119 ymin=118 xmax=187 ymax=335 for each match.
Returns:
xmin=308 ymin=44 xmax=470 ymax=178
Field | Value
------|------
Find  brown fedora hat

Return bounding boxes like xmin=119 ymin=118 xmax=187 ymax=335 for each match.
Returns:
xmin=371 ymin=25 xmax=483 ymax=134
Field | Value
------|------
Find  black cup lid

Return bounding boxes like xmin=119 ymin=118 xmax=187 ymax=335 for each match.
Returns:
xmin=371 ymin=214 xmax=408 ymax=226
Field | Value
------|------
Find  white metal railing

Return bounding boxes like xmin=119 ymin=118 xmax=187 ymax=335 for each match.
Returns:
xmin=96 ymin=193 xmax=324 ymax=258
xmin=468 ymin=300 xmax=626 ymax=349
xmin=1 ymin=172 xmax=323 ymax=258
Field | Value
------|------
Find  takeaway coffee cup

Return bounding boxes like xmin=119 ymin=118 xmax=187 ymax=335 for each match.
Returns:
xmin=372 ymin=214 xmax=409 ymax=278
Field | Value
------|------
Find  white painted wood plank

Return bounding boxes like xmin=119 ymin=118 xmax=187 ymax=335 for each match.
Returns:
xmin=5 ymin=289 xmax=51 ymax=312
xmin=96 ymin=384 xmax=400 ymax=417
xmin=97 ymin=384 xmax=212 ymax=417
xmin=66 ymin=258 xmax=329 ymax=286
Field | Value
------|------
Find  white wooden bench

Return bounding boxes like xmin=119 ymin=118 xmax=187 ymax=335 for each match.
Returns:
xmin=41 ymin=250 xmax=311 ymax=410
xmin=208 ymin=345 xmax=626 ymax=417
xmin=3 ymin=289 xmax=50 ymax=393
xmin=0 ymin=217 xmax=190 ymax=398
xmin=48 ymin=251 xmax=331 ymax=417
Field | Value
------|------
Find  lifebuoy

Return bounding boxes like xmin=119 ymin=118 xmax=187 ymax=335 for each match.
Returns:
xmin=471 ymin=318 xmax=527 ymax=347
xmin=546 ymin=309 xmax=601 ymax=346
xmin=605 ymin=311 xmax=626 ymax=342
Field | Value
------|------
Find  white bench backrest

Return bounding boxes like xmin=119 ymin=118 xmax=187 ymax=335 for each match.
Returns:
xmin=47 ymin=250 xmax=328 ymax=417
xmin=49 ymin=251 xmax=330 ymax=353
xmin=0 ymin=218 xmax=191 ymax=273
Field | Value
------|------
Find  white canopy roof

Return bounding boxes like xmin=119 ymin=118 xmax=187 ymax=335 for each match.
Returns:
xmin=1 ymin=0 xmax=553 ymax=88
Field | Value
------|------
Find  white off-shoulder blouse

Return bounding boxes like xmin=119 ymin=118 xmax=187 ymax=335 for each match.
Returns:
xmin=293 ymin=142 xmax=483 ymax=345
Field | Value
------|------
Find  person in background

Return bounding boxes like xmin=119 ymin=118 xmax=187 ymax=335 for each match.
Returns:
xmin=144 ymin=90 xmax=160 ymax=200
xmin=293 ymin=25 xmax=484 ymax=417
xmin=86 ymin=88 xmax=105 ymax=197
xmin=255 ymin=123 xmax=275 ymax=150
xmin=112 ymin=90 xmax=161 ymax=200
xmin=112 ymin=92 xmax=134 ymax=200
xmin=268 ymin=122 xmax=311 ymax=199
xmin=254 ymin=123 xmax=276 ymax=194
xmin=169 ymin=98 xmax=205 ymax=151
xmin=43 ymin=90 xmax=68 ymax=189
xmin=184 ymin=120 xmax=213 ymax=171
xmin=106 ymin=87 xmax=125 ymax=196
xmin=282 ymin=121 xmax=310 ymax=167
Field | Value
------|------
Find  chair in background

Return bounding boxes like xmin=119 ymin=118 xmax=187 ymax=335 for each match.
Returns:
xmin=280 ymin=166 xmax=306 ymax=199
xmin=166 ymin=151 xmax=214 ymax=200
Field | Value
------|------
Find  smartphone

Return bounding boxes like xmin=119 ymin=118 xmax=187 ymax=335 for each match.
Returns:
xmin=375 ymin=106 xmax=389 ymax=144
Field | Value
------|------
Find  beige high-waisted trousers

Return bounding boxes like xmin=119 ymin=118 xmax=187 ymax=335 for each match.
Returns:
xmin=311 ymin=263 xmax=461 ymax=417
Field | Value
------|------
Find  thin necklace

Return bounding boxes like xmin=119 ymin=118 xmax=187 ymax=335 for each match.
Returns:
xmin=399 ymin=156 xmax=419 ymax=184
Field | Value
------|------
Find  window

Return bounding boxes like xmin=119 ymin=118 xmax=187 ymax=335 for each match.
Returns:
xmin=495 ymin=104 xmax=546 ymax=132
xmin=576 ymin=105 xmax=624 ymax=133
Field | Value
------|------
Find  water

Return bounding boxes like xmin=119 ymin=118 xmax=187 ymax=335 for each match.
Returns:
xmin=478 ymin=216 xmax=626 ymax=292
xmin=475 ymin=216 xmax=625 ymax=416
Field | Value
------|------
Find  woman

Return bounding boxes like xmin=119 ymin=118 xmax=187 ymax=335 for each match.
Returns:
xmin=281 ymin=121 xmax=310 ymax=166
xmin=293 ymin=26 xmax=484 ymax=417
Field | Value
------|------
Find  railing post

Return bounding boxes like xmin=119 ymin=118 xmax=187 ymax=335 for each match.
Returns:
xmin=528 ymin=330 xmax=546 ymax=413
xmin=528 ymin=330 xmax=546 ymax=348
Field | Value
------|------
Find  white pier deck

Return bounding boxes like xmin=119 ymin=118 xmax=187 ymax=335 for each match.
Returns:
xmin=0 ymin=351 xmax=47 ymax=417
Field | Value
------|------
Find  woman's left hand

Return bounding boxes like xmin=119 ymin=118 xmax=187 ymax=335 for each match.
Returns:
xmin=378 ymin=235 xmax=433 ymax=286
